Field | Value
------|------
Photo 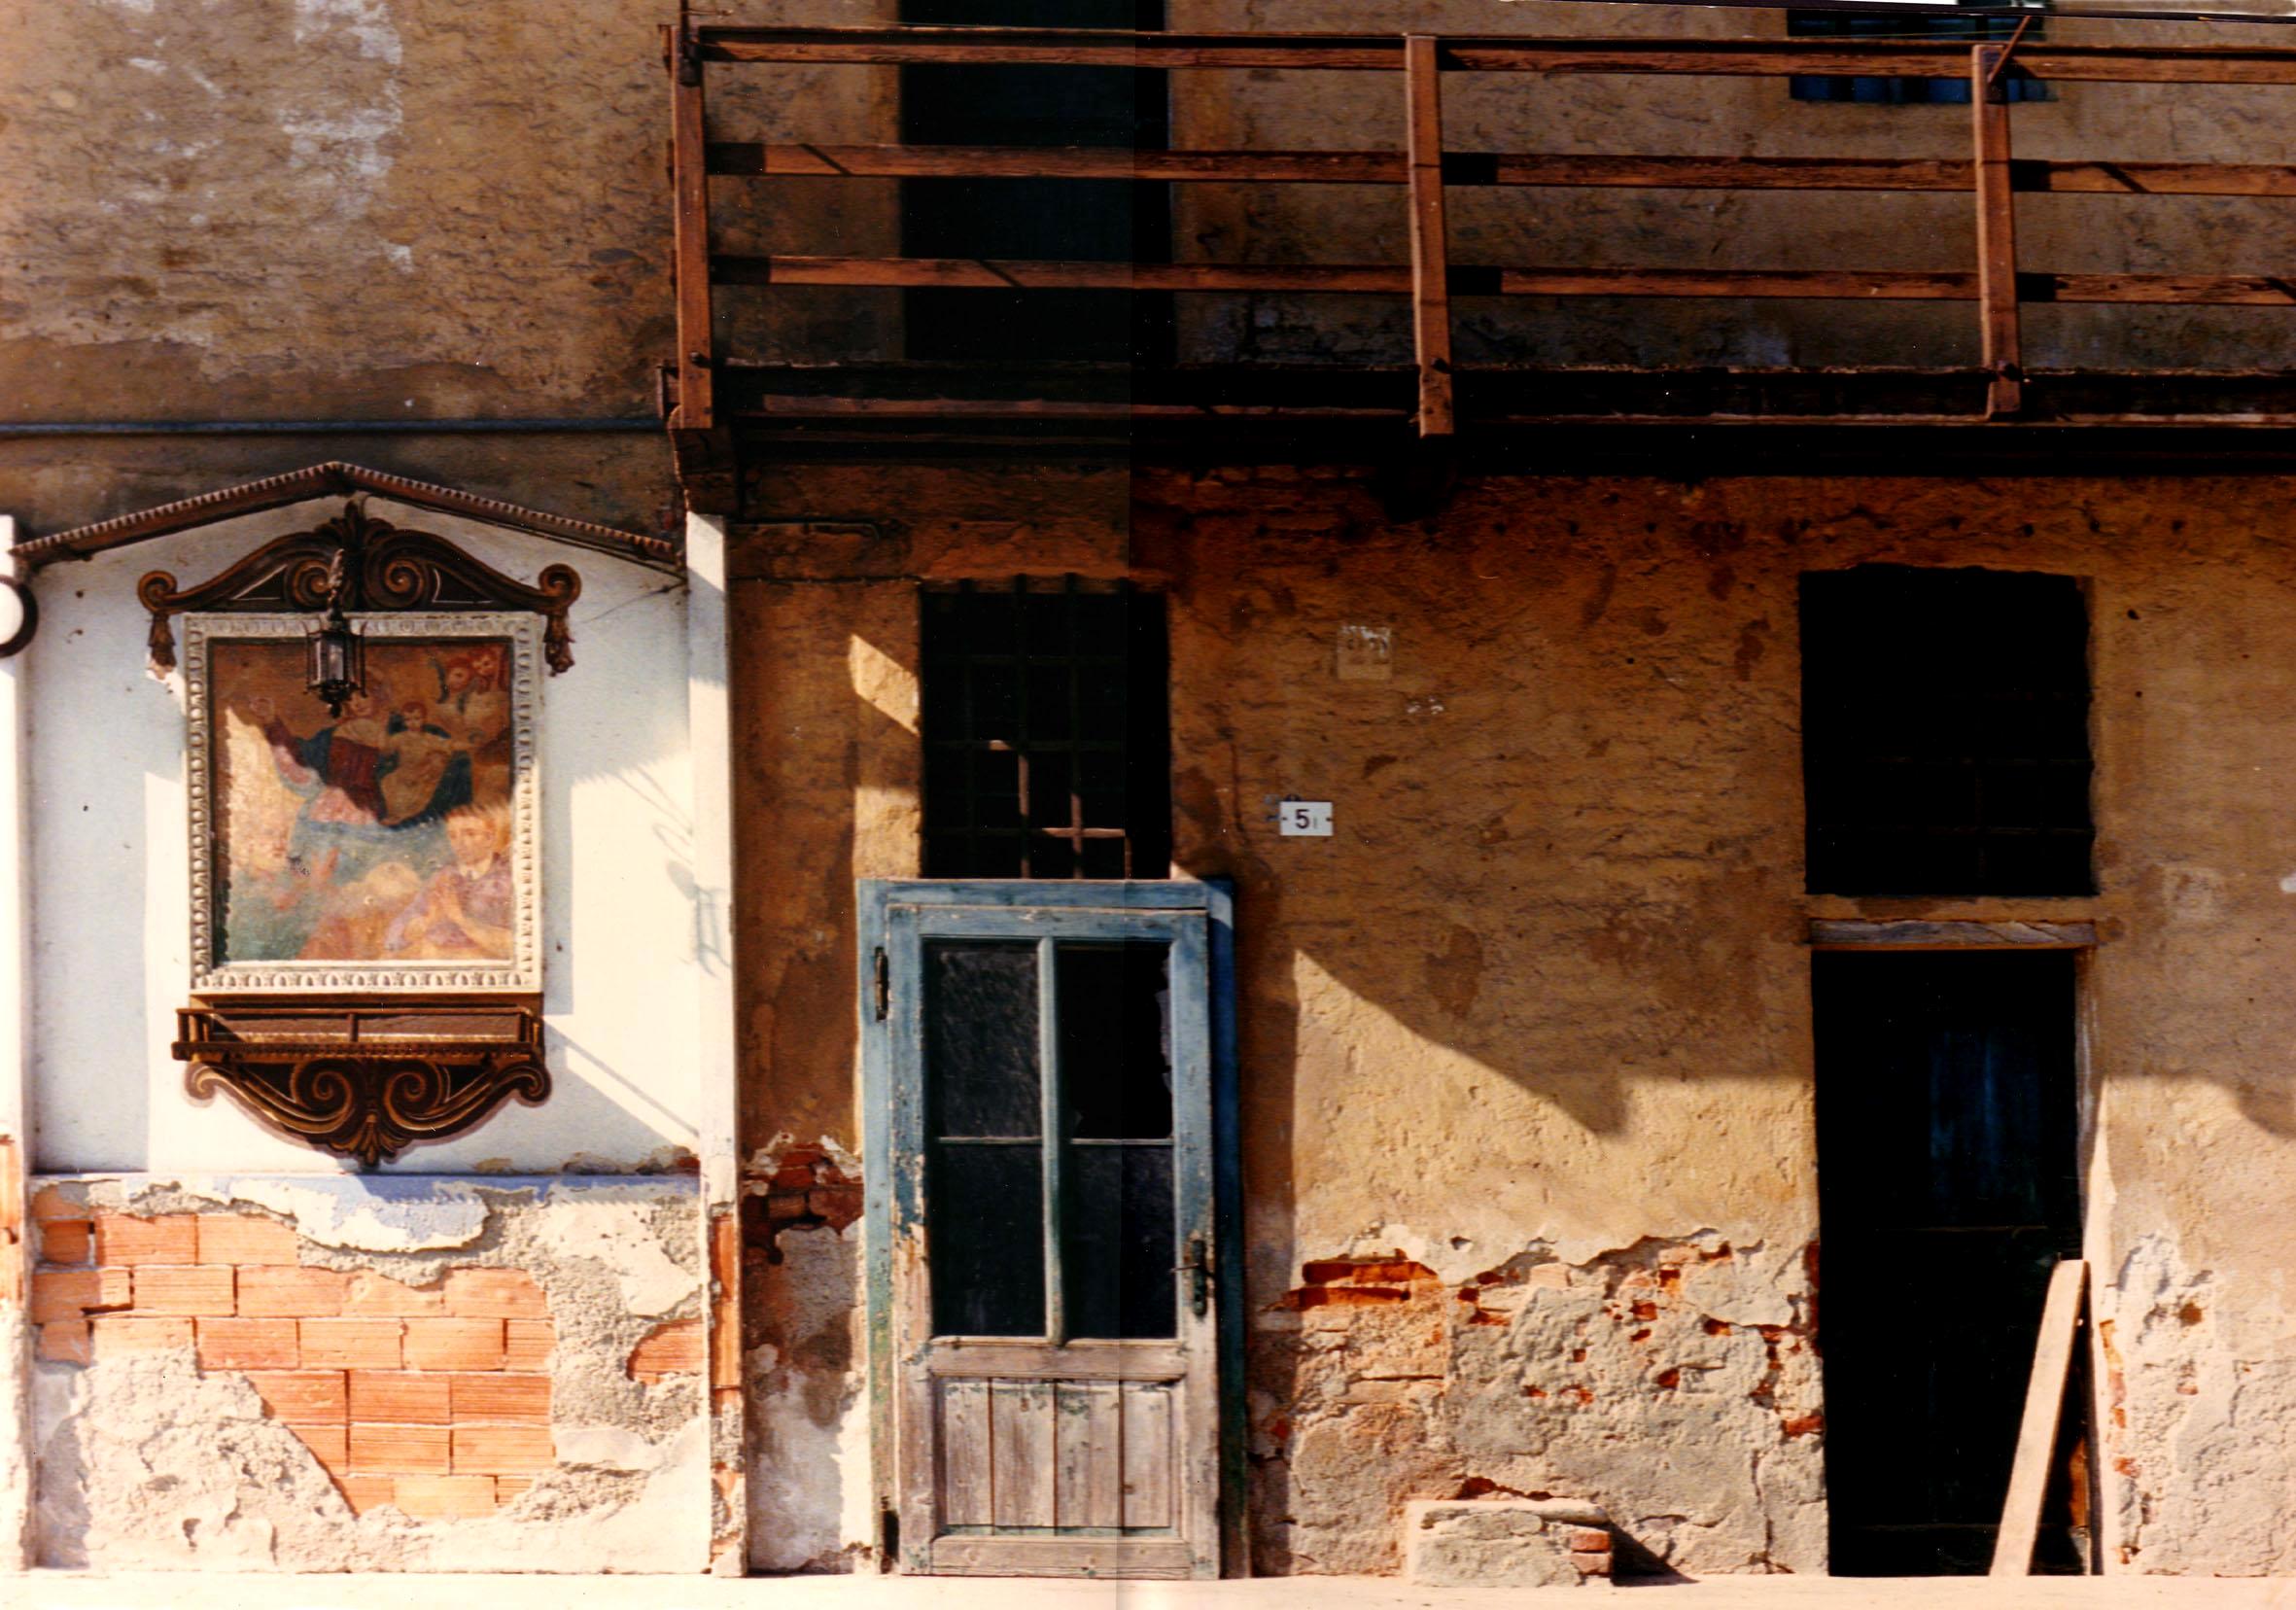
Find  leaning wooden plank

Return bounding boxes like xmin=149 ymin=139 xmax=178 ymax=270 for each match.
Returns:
xmin=1992 ymin=1259 xmax=2090 ymax=1577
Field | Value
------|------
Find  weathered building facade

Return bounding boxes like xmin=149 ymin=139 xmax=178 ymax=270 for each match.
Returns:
xmin=7 ymin=0 xmax=2296 ymax=1584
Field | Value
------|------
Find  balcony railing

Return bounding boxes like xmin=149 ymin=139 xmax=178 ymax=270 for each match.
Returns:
xmin=663 ymin=19 xmax=2296 ymax=458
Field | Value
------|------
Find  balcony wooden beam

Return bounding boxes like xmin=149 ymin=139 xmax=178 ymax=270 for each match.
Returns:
xmin=694 ymin=25 xmax=2296 ymax=86
xmin=714 ymin=255 xmax=2296 ymax=306
xmin=710 ymin=142 xmax=2296 ymax=199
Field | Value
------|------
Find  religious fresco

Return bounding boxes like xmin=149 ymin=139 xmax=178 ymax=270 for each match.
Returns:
xmin=187 ymin=615 xmax=539 ymax=990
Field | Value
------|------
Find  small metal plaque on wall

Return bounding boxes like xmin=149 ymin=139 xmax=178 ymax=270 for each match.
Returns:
xmin=1279 ymin=800 xmax=1334 ymax=837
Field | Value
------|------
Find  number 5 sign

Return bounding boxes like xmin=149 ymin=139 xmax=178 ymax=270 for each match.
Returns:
xmin=1278 ymin=799 xmax=1334 ymax=838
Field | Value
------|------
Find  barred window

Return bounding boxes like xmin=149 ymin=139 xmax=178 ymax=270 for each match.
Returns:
xmin=921 ymin=578 xmax=1170 ymax=879
xmin=1801 ymin=566 xmax=2093 ymax=895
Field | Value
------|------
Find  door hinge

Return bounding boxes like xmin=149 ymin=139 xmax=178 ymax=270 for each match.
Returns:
xmin=1180 ymin=1231 xmax=1213 ymax=1318
xmin=873 ymin=947 xmax=889 ymax=1021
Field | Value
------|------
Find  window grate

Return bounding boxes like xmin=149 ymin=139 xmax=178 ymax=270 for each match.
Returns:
xmin=922 ymin=577 xmax=1170 ymax=879
xmin=1800 ymin=566 xmax=2093 ymax=896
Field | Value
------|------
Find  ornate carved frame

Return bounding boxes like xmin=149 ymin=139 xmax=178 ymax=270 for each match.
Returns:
xmin=140 ymin=499 xmax=582 ymax=676
xmin=183 ymin=611 xmax=543 ymax=994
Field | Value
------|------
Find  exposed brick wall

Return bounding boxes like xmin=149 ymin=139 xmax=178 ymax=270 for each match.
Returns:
xmin=626 ymin=1317 xmax=705 ymax=1383
xmin=748 ymin=1144 xmax=861 ymax=1250
xmin=29 ymin=1194 xmax=563 ymax=1522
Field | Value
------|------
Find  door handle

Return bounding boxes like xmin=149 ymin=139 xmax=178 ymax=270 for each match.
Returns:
xmin=1178 ymin=1232 xmax=1212 ymax=1318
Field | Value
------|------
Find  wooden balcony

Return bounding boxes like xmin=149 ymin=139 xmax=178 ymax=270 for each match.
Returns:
xmin=663 ymin=19 xmax=2296 ymax=494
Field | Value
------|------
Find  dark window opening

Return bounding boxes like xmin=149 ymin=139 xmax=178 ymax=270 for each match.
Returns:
xmin=922 ymin=578 xmax=1171 ymax=879
xmin=1788 ymin=8 xmax=2051 ymax=104
xmin=1814 ymin=951 xmax=2089 ymax=1575
xmin=899 ymin=0 xmax=1171 ymax=361
xmin=1801 ymin=565 xmax=2093 ymax=896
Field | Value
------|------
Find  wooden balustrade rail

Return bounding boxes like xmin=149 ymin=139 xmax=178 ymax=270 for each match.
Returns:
xmin=666 ymin=21 xmax=2296 ymax=440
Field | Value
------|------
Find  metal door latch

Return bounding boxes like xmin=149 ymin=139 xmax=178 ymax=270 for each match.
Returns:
xmin=1178 ymin=1232 xmax=1213 ymax=1317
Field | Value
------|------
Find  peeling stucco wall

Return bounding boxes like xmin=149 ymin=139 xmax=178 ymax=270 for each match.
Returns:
xmin=26 ymin=1173 xmax=707 ymax=1571
xmin=732 ymin=457 xmax=2296 ymax=1575
xmin=2097 ymin=1234 xmax=2296 ymax=1573
xmin=1255 ymin=1237 xmax=1821 ymax=1575
xmin=739 ymin=1137 xmax=870 ymax=1572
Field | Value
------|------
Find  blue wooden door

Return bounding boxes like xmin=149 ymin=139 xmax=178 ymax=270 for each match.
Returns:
xmin=861 ymin=880 xmax=1231 ymax=1578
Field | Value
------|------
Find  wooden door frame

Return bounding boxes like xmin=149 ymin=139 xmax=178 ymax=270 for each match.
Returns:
xmin=856 ymin=878 xmax=1241 ymax=1576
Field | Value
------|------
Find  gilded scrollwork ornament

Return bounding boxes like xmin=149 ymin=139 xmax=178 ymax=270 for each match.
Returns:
xmin=176 ymin=1002 xmax=550 ymax=1168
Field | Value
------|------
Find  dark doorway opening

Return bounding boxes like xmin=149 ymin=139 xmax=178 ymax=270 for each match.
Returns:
xmin=899 ymin=0 xmax=1172 ymax=363
xmin=1813 ymin=950 xmax=2088 ymax=1576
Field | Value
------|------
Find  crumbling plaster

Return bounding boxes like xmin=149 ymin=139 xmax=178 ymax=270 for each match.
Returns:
xmin=741 ymin=1208 xmax=871 ymax=1572
xmin=26 ymin=1173 xmax=708 ymax=1572
xmin=730 ymin=456 xmax=2296 ymax=1574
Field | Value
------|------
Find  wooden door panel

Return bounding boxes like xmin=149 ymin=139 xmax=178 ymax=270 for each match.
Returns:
xmin=1054 ymin=1382 xmax=1125 ymax=1528
xmin=989 ymin=1380 xmax=1058 ymax=1527
xmin=1120 ymin=1382 xmax=1176 ymax=1529
xmin=939 ymin=1379 xmax=995 ymax=1527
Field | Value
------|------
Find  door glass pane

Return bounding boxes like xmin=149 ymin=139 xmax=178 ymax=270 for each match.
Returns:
xmin=1059 ymin=942 xmax=1171 ymax=1139
xmin=1066 ymin=1143 xmax=1176 ymax=1340
xmin=925 ymin=940 xmax=1045 ymax=1336
xmin=1058 ymin=941 xmax=1177 ymax=1340
xmin=930 ymin=1143 xmax=1046 ymax=1337
xmin=926 ymin=942 xmax=1041 ymax=1138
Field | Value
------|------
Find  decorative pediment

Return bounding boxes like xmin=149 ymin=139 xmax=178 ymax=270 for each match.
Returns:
xmin=139 ymin=500 xmax=581 ymax=676
xmin=12 ymin=460 xmax=675 ymax=571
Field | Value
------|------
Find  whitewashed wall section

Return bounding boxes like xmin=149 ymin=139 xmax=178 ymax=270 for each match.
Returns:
xmin=25 ymin=499 xmax=700 ymax=1173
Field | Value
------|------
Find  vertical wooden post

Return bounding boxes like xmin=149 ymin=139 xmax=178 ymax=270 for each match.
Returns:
xmin=1404 ymin=35 xmax=1455 ymax=441
xmin=669 ymin=22 xmax=716 ymax=433
xmin=1972 ymin=43 xmax=2023 ymax=418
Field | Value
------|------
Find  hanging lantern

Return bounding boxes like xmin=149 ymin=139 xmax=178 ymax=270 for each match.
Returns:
xmin=305 ymin=549 xmax=365 ymax=718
